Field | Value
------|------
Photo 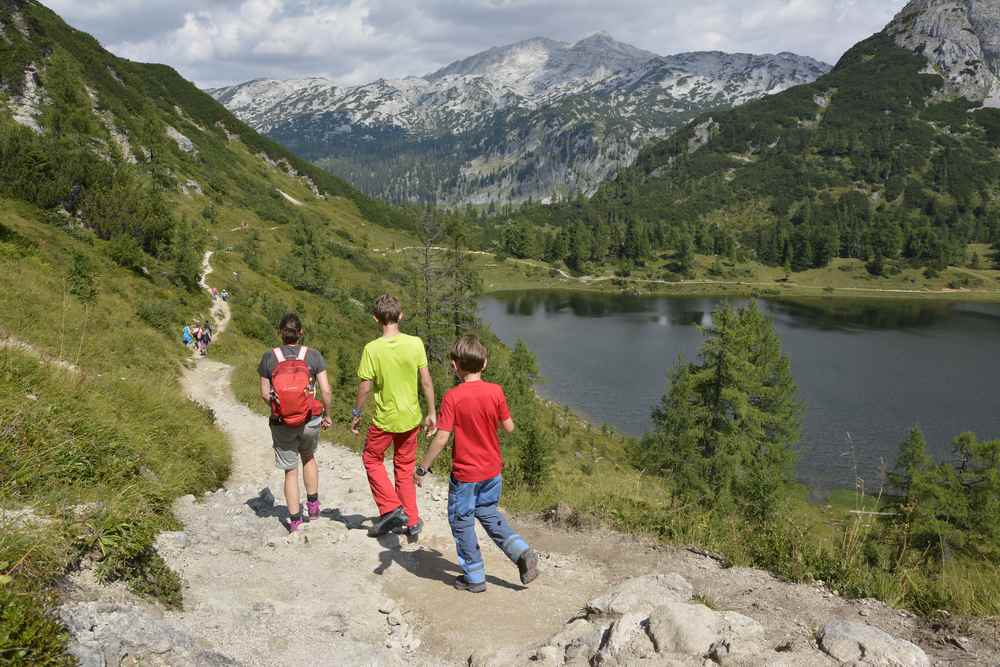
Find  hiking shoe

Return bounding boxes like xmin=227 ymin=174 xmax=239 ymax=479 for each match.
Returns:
xmin=288 ymin=518 xmax=304 ymax=533
xmin=517 ymin=549 xmax=539 ymax=585
xmin=392 ymin=518 xmax=424 ymax=542
xmin=306 ymin=500 xmax=321 ymax=520
xmin=453 ymin=576 xmax=486 ymax=593
xmin=368 ymin=507 xmax=408 ymax=537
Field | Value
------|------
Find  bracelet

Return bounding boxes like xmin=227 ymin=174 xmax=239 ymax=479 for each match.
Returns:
xmin=351 ymin=407 xmax=363 ymax=419
xmin=416 ymin=466 xmax=428 ymax=477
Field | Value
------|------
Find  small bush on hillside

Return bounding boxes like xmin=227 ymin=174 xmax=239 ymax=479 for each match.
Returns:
xmin=136 ymin=300 xmax=183 ymax=340
xmin=0 ymin=584 xmax=73 ymax=666
xmin=0 ymin=222 xmax=36 ymax=259
xmin=107 ymin=234 xmax=146 ymax=273
xmin=238 ymin=229 xmax=262 ymax=271
xmin=120 ymin=549 xmax=183 ymax=610
xmin=238 ymin=313 xmax=275 ymax=345
xmin=66 ymin=251 xmax=97 ymax=303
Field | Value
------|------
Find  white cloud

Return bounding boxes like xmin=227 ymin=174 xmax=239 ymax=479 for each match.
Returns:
xmin=49 ymin=0 xmax=909 ymax=88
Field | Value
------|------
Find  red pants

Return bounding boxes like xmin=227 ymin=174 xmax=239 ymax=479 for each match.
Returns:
xmin=362 ymin=425 xmax=419 ymax=527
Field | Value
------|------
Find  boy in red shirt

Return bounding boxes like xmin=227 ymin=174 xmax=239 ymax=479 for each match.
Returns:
xmin=415 ymin=335 xmax=539 ymax=593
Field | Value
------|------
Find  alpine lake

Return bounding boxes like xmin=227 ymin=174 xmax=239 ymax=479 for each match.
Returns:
xmin=479 ymin=291 xmax=1000 ymax=493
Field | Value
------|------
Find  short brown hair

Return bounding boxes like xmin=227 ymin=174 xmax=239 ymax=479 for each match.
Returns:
xmin=450 ymin=334 xmax=487 ymax=373
xmin=372 ymin=294 xmax=402 ymax=324
xmin=279 ymin=313 xmax=302 ymax=344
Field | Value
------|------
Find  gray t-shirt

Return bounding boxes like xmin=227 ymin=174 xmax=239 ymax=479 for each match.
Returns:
xmin=257 ymin=345 xmax=327 ymax=382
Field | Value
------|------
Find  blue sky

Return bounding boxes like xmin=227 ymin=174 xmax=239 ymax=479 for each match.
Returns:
xmin=49 ymin=0 xmax=909 ymax=88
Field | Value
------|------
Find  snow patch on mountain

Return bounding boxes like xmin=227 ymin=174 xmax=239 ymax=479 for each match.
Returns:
xmin=210 ymin=33 xmax=830 ymax=204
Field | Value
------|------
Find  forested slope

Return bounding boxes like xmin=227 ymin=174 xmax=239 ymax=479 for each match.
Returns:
xmin=501 ymin=31 xmax=1000 ymax=276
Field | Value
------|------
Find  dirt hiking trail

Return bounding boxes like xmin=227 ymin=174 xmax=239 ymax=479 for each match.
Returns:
xmin=57 ymin=254 xmax=997 ymax=666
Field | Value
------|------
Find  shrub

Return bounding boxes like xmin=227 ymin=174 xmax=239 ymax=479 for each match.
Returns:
xmin=136 ymin=300 xmax=183 ymax=339
xmin=0 ymin=584 xmax=72 ymax=667
xmin=107 ymin=234 xmax=146 ymax=273
xmin=66 ymin=251 xmax=97 ymax=303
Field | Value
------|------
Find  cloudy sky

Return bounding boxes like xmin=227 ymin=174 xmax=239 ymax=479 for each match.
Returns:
xmin=49 ymin=0 xmax=909 ymax=89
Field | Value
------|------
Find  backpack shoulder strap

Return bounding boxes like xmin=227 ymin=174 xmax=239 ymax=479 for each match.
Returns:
xmin=273 ymin=347 xmax=286 ymax=363
xmin=296 ymin=346 xmax=308 ymax=361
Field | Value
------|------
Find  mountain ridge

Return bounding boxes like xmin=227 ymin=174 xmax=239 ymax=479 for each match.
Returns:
xmin=210 ymin=33 xmax=830 ymax=205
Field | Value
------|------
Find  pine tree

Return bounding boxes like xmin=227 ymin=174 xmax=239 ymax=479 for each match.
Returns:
xmin=866 ymin=250 xmax=885 ymax=277
xmin=169 ymin=218 xmax=203 ymax=292
xmin=675 ymin=233 xmax=694 ymax=275
xmin=517 ymin=404 xmax=552 ymax=490
xmin=336 ymin=347 xmax=354 ymax=391
xmin=640 ymin=302 xmax=801 ymax=521
xmin=441 ymin=216 xmax=482 ymax=339
xmin=888 ymin=426 xmax=933 ymax=497
xmin=278 ymin=218 xmax=327 ymax=295
xmin=633 ymin=362 xmax=710 ymax=498
xmin=500 ymin=341 xmax=552 ymax=490
xmin=412 ymin=209 xmax=481 ymax=363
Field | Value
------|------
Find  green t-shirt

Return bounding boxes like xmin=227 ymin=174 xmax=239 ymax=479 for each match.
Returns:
xmin=357 ymin=333 xmax=428 ymax=433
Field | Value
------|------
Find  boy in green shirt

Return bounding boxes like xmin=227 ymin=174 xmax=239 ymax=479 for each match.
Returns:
xmin=352 ymin=295 xmax=437 ymax=538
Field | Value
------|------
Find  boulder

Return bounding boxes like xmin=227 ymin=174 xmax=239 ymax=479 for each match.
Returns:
xmin=593 ymin=612 xmax=655 ymax=665
xmin=165 ymin=126 xmax=195 ymax=153
xmin=60 ymin=601 xmax=236 ymax=667
xmin=588 ymin=574 xmax=693 ymax=617
xmin=563 ymin=621 xmax=611 ymax=663
xmin=647 ymin=602 xmax=764 ymax=656
xmin=817 ymin=620 xmax=930 ymax=667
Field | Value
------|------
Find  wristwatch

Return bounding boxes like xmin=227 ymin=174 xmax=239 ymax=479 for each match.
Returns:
xmin=351 ymin=407 xmax=363 ymax=419
xmin=415 ymin=466 xmax=428 ymax=477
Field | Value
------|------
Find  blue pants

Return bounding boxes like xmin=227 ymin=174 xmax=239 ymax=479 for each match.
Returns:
xmin=447 ymin=475 xmax=529 ymax=585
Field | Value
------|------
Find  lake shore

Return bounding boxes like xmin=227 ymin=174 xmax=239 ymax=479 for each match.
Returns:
xmin=485 ymin=277 xmax=1000 ymax=301
xmin=473 ymin=248 xmax=1000 ymax=302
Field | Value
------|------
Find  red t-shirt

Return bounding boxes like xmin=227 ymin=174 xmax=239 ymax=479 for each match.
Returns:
xmin=437 ymin=381 xmax=510 ymax=483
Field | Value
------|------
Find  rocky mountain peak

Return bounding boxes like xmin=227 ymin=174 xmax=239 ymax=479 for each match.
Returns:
xmin=424 ymin=32 xmax=657 ymax=97
xmin=887 ymin=0 xmax=1000 ymax=105
xmin=210 ymin=33 xmax=829 ymax=205
xmin=425 ymin=37 xmax=565 ymax=81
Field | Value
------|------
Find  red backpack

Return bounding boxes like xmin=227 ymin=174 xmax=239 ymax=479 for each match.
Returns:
xmin=269 ymin=347 xmax=321 ymax=427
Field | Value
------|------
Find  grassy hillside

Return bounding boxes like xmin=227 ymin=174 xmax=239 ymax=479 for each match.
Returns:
xmin=0 ymin=0 xmax=419 ymax=661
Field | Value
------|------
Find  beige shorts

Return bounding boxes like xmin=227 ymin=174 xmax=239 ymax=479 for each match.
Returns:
xmin=270 ymin=417 xmax=322 ymax=471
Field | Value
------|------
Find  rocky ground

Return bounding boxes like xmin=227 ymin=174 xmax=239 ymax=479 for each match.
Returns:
xmin=56 ymin=257 xmax=999 ymax=666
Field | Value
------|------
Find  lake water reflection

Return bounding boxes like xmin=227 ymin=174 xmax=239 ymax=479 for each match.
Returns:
xmin=479 ymin=291 xmax=1000 ymax=491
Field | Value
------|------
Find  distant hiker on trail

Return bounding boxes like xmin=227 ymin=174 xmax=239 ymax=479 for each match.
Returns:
xmin=197 ymin=321 xmax=212 ymax=356
xmin=182 ymin=324 xmax=193 ymax=348
xmin=352 ymin=294 xmax=436 ymax=540
xmin=259 ymin=313 xmax=333 ymax=533
xmin=192 ymin=323 xmax=203 ymax=353
xmin=416 ymin=334 xmax=539 ymax=593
